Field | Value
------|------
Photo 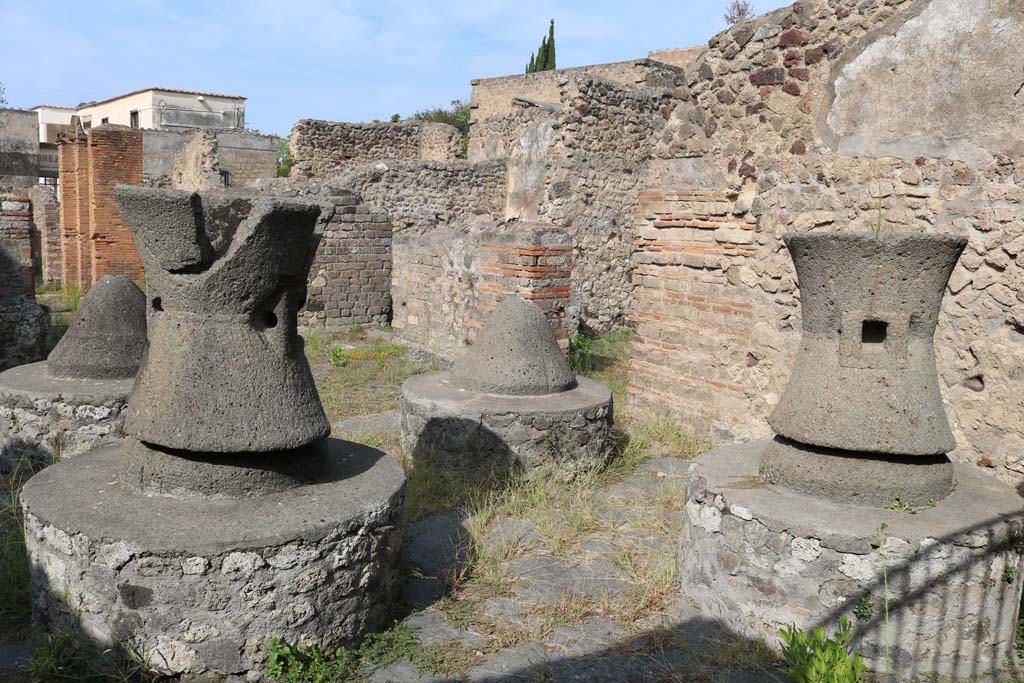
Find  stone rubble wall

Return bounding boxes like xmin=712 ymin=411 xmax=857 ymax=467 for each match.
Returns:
xmin=29 ymin=186 xmax=61 ymax=288
xmin=537 ymin=75 xmax=680 ymax=330
xmin=335 ymin=160 xmax=507 ymax=233
xmin=391 ymin=221 xmax=571 ymax=359
xmin=171 ymin=131 xmax=222 ymax=191
xmin=469 ymin=58 xmax=685 ymax=125
xmin=626 ymin=0 xmax=1024 ymax=483
xmin=290 ymin=120 xmax=461 ymax=179
xmin=0 ymin=393 xmax=127 ymax=469
xmin=0 ymin=195 xmax=49 ymax=370
xmin=245 ymin=178 xmax=393 ymax=330
xmin=23 ymin=489 xmax=403 ymax=678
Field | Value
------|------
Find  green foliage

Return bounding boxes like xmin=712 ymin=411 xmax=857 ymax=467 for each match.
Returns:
xmin=264 ymin=628 xmax=438 ymax=683
xmin=410 ymin=99 xmax=471 ymax=136
xmin=264 ymin=639 xmax=357 ymax=683
xmin=0 ymin=82 xmax=6 ymax=107
xmin=276 ymin=136 xmax=293 ymax=178
xmin=328 ymin=343 xmax=406 ymax=368
xmin=525 ymin=20 xmax=556 ymax=73
xmin=28 ymin=631 xmax=160 ymax=682
xmin=887 ymin=497 xmax=912 ymax=513
xmin=780 ymin=617 xmax=866 ymax=683
xmin=852 ymin=595 xmax=873 ymax=621
xmin=1005 ymin=566 xmax=1019 ymax=584
xmin=407 ymin=99 xmax=470 ymax=158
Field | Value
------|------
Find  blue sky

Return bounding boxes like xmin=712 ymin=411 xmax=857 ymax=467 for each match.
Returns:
xmin=1 ymin=0 xmax=787 ymax=137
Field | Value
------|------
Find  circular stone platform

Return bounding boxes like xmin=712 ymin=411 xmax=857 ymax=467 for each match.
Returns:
xmin=22 ymin=438 xmax=406 ymax=680
xmin=680 ymin=441 xmax=1024 ymax=680
xmin=0 ymin=361 xmax=134 ymax=470
xmin=400 ymin=371 xmax=612 ymax=479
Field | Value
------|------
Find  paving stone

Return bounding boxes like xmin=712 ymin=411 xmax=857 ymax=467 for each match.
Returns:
xmin=480 ymin=596 xmax=528 ymax=621
xmin=507 ymin=556 xmax=633 ymax=605
xmin=549 ymin=651 xmax=697 ymax=682
xmin=544 ymin=619 xmax=629 ymax=657
xmin=402 ymin=511 xmax=468 ymax=577
xmin=635 ymin=457 xmax=692 ymax=478
xmin=595 ymin=474 xmax=670 ymax=504
xmin=368 ymin=659 xmax=456 ymax=683
xmin=484 ymin=517 xmax=547 ymax=554
xmin=400 ymin=576 xmax=447 ymax=609
xmin=577 ymin=535 xmax=622 ymax=554
xmin=405 ymin=609 xmax=484 ymax=648
xmin=334 ymin=409 xmax=401 ymax=436
xmin=466 ymin=643 xmax=550 ymax=682
xmin=0 ymin=640 xmax=29 ymax=671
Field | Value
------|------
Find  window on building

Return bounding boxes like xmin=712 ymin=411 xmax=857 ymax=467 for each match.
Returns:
xmin=100 ymin=117 xmax=109 ymax=124
xmin=129 ymin=111 xmax=139 ymax=128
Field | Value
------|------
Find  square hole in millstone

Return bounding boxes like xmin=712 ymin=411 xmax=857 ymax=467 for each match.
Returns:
xmin=861 ymin=319 xmax=888 ymax=348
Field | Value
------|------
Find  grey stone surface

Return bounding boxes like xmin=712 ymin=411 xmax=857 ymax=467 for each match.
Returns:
xmin=825 ymin=0 xmax=1024 ymax=168
xmin=466 ymin=643 xmax=550 ymax=682
xmin=483 ymin=517 xmax=546 ymax=553
xmin=21 ymin=440 xmax=406 ymax=677
xmin=404 ymin=609 xmax=483 ymax=648
xmin=47 ymin=275 xmax=147 ymax=380
xmin=506 ymin=555 xmax=632 ymax=605
xmin=0 ymin=640 xmax=30 ymax=671
xmin=680 ymin=440 xmax=1024 ymax=680
xmin=115 ymin=186 xmax=329 ymax=453
xmin=450 ymin=298 xmax=575 ymax=396
xmin=544 ymin=619 xmax=628 ymax=658
xmin=400 ymin=372 xmax=612 ymax=479
xmin=400 ymin=576 xmax=446 ymax=609
xmin=770 ymin=232 xmax=965 ymax=456
xmin=120 ymin=437 xmax=330 ymax=499
xmin=334 ymin=408 xmax=401 ymax=436
xmin=402 ymin=511 xmax=469 ymax=578
xmin=0 ymin=360 xmax=133 ymax=467
xmin=762 ymin=436 xmax=954 ymax=508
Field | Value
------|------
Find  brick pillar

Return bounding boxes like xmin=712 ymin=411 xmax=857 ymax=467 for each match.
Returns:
xmin=478 ymin=222 xmax=572 ymax=349
xmin=57 ymin=135 xmax=85 ymax=289
xmin=86 ymin=126 xmax=144 ymax=286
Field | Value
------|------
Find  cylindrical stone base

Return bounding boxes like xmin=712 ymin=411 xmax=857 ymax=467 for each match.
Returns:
xmin=22 ymin=439 xmax=406 ymax=681
xmin=399 ymin=371 xmax=612 ymax=480
xmin=0 ymin=361 xmax=133 ymax=470
xmin=760 ymin=436 xmax=954 ymax=508
xmin=681 ymin=441 xmax=1024 ymax=681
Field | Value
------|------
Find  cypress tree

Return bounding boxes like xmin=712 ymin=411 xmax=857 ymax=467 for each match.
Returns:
xmin=546 ymin=19 xmax=556 ymax=70
xmin=538 ymin=36 xmax=548 ymax=71
xmin=527 ymin=52 xmax=536 ymax=73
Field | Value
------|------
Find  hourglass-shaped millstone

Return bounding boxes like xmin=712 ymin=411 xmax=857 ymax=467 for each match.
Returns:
xmin=762 ymin=232 xmax=967 ymax=506
xmin=114 ymin=186 xmax=329 ymax=453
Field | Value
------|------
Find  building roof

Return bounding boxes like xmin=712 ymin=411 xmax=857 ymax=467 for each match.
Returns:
xmin=69 ymin=87 xmax=248 ymax=111
xmin=30 ymin=104 xmax=77 ymax=111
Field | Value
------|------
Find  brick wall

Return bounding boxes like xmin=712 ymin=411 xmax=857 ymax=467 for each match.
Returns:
xmin=628 ymin=189 xmax=764 ymax=439
xmin=57 ymin=135 xmax=83 ymax=288
xmin=243 ymin=179 xmax=394 ymax=331
xmin=29 ymin=186 xmax=61 ymax=287
xmin=87 ymin=126 xmax=144 ymax=284
xmin=57 ymin=126 xmax=145 ymax=289
xmin=392 ymin=221 xmax=571 ymax=358
xmin=302 ymin=192 xmax=392 ymax=330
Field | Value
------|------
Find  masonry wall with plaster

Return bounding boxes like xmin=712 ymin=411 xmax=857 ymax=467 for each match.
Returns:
xmin=628 ymin=0 xmax=1024 ymax=482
